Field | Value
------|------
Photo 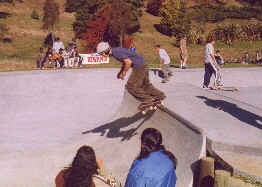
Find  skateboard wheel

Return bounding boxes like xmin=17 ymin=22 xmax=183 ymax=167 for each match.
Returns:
xmin=153 ymin=106 xmax=157 ymax=110
xmin=142 ymin=111 xmax=146 ymax=115
xmin=149 ymin=106 xmax=154 ymax=110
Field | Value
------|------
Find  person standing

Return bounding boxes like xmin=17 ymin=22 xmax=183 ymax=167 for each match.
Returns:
xmin=36 ymin=47 xmax=45 ymax=69
xmin=96 ymin=42 xmax=165 ymax=108
xmin=53 ymin=37 xmax=65 ymax=53
xmin=179 ymin=35 xmax=189 ymax=69
xmin=203 ymin=36 xmax=220 ymax=89
xmin=125 ymin=128 xmax=177 ymax=187
xmin=155 ymin=45 xmax=173 ymax=83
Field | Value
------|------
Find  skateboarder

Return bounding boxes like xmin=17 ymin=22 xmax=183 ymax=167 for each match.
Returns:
xmin=97 ymin=42 xmax=165 ymax=108
xmin=155 ymin=45 xmax=173 ymax=83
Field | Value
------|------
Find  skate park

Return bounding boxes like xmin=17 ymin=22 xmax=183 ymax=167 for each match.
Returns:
xmin=0 ymin=67 xmax=261 ymax=186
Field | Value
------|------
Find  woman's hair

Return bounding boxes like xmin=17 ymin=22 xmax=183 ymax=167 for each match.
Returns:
xmin=206 ymin=36 xmax=215 ymax=43
xmin=65 ymin=146 xmax=98 ymax=187
xmin=137 ymin=128 xmax=178 ymax=169
xmin=139 ymin=128 xmax=163 ymax=158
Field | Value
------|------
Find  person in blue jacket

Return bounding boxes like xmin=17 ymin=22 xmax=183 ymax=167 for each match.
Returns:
xmin=125 ymin=128 xmax=177 ymax=187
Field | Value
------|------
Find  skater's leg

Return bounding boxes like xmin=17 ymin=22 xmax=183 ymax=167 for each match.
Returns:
xmin=126 ymin=64 xmax=154 ymax=103
xmin=142 ymin=68 xmax=165 ymax=100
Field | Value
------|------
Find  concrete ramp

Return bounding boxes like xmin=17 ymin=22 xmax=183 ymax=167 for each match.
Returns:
xmin=0 ymin=70 xmax=205 ymax=187
xmin=82 ymin=90 xmax=205 ymax=187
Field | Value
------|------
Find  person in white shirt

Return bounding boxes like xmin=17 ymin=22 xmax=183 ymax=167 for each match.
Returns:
xmin=155 ymin=45 xmax=173 ymax=83
xmin=52 ymin=37 xmax=64 ymax=53
xmin=203 ymin=36 xmax=221 ymax=89
xmin=62 ymin=47 xmax=72 ymax=68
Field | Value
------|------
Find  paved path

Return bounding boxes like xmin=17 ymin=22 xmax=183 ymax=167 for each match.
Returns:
xmin=0 ymin=67 xmax=261 ymax=186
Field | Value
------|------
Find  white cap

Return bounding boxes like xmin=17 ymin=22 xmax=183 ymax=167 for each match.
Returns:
xmin=97 ymin=42 xmax=110 ymax=53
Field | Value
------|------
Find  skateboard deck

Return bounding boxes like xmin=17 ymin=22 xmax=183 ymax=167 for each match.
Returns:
xmin=138 ymin=100 xmax=164 ymax=114
xmin=210 ymin=86 xmax=238 ymax=92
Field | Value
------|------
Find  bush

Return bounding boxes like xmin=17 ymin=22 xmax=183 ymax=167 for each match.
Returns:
xmin=31 ymin=9 xmax=39 ymax=19
xmin=0 ymin=23 xmax=9 ymax=41
xmin=211 ymin=23 xmax=262 ymax=44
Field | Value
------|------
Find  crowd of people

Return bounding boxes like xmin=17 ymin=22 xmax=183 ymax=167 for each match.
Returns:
xmin=55 ymin=128 xmax=177 ymax=187
xmin=36 ymin=37 xmax=83 ymax=69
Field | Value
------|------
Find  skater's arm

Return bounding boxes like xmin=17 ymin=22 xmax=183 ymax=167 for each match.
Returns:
xmin=117 ymin=58 xmax=132 ymax=80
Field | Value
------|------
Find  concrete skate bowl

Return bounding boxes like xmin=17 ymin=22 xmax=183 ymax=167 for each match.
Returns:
xmin=0 ymin=69 xmax=205 ymax=186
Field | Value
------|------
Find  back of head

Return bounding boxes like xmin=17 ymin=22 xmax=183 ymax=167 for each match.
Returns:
xmin=96 ymin=42 xmax=111 ymax=54
xmin=138 ymin=128 xmax=163 ymax=159
xmin=65 ymin=146 xmax=97 ymax=187
xmin=206 ymin=36 xmax=215 ymax=44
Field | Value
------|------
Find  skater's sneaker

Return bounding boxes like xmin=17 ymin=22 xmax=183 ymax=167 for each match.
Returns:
xmin=203 ymin=85 xmax=209 ymax=90
xmin=138 ymin=100 xmax=154 ymax=110
xmin=168 ymin=73 xmax=174 ymax=77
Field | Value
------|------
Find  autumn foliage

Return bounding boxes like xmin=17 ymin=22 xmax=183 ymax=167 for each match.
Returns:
xmin=82 ymin=5 xmax=111 ymax=53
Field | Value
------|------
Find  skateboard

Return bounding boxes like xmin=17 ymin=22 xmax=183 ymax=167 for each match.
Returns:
xmin=209 ymin=86 xmax=238 ymax=92
xmin=138 ymin=100 xmax=164 ymax=115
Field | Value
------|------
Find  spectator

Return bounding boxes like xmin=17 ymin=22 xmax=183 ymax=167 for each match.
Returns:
xmin=69 ymin=46 xmax=80 ymax=67
xmin=69 ymin=38 xmax=77 ymax=52
xmin=179 ymin=35 xmax=188 ymax=69
xmin=53 ymin=37 xmax=65 ymax=53
xmin=52 ymin=48 xmax=64 ymax=68
xmin=43 ymin=47 xmax=55 ymax=69
xmin=241 ymin=52 xmax=250 ymax=64
xmin=36 ymin=47 xmax=45 ymax=69
xmin=214 ymin=50 xmax=224 ymax=65
xmin=155 ymin=45 xmax=173 ymax=83
xmin=55 ymin=145 xmax=121 ymax=187
xmin=62 ymin=47 xmax=72 ymax=68
xmin=125 ymin=128 xmax=177 ymax=187
xmin=255 ymin=51 xmax=261 ymax=64
xmin=129 ymin=45 xmax=136 ymax=52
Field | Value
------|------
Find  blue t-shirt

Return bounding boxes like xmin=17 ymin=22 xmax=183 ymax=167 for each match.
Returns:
xmin=125 ymin=150 xmax=177 ymax=187
xmin=112 ymin=47 xmax=145 ymax=68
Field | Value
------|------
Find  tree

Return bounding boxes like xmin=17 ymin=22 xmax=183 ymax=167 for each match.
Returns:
xmin=31 ymin=9 xmax=40 ymax=19
xmin=41 ymin=0 xmax=60 ymax=43
xmin=159 ymin=0 xmax=191 ymax=37
xmin=70 ymin=0 xmax=106 ymax=38
xmin=108 ymin=0 xmax=133 ymax=47
xmin=82 ymin=5 xmax=111 ymax=52
xmin=159 ymin=0 xmax=180 ymax=37
xmin=146 ymin=0 xmax=165 ymax=16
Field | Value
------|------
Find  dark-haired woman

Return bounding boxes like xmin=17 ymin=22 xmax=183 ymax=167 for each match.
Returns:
xmin=125 ymin=128 xmax=177 ymax=187
xmin=55 ymin=145 xmax=121 ymax=187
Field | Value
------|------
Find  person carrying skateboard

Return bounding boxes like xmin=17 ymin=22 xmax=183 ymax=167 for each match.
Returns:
xmin=203 ymin=36 xmax=221 ymax=89
xmin=97 ymin=42 xmax=166 ymax=109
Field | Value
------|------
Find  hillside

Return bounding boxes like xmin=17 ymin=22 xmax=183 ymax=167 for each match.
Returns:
xmin=0 ymin=0 xmax=261 ymax=71
xmin=0 ymin=0 xmax=75 ymax=71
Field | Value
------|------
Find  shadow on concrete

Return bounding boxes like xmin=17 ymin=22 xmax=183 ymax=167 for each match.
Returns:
xmin=197 ymin=96 xmax=262 ymax=130
xmin=82 ymin=110 xmax=156 ymax=141
xmin=150 ymin=69 xmax=165 ymax=79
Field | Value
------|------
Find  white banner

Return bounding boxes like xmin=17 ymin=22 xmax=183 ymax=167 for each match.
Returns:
xmin=80 ymin=53 xmax=109 ymax=65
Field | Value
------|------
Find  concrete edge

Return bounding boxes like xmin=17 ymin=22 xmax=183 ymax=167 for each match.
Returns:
xmin=207 ymin=139 xmax=262 ymax=183
xmin=159 ymin=105 xmax=262 ymax=184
